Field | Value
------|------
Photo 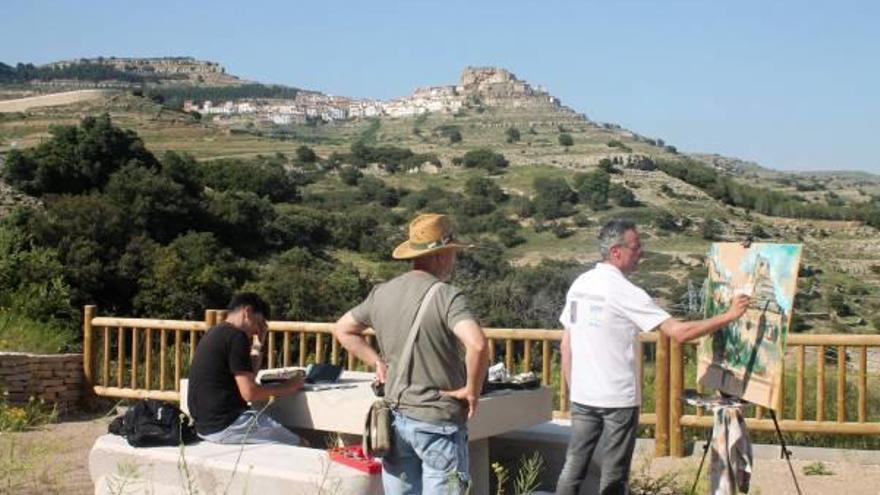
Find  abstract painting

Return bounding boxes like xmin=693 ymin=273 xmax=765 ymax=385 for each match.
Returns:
xmin=697 ymin=242 xmax=802 ymax=409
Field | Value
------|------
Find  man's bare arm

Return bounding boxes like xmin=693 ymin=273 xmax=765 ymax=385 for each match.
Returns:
xmin=234 ymin=372 xmax=302 ymax=402
xmin=443 ymin=318 xmax=489 ymax=419
xmin=659 ymin=295 xmax=750 ymax=343
xmin=332 ymin=312 xmax=386 ymax=381
xmin=250 ymin=331 xmax=266 ymax=372
xmin=561 ymin=326 xmax=572 ymax=391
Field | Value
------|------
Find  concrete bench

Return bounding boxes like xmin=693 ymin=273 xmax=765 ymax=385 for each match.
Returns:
xmin=490 ymin=419 xmax=655 ymax=495
xmin=89 ymin=434 xmax=383 ymax=495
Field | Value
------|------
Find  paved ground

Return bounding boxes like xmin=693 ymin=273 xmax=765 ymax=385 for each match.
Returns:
xmin=646 ymin=454 xmax=880 ymax=495
xmin=3 ymin=417 xmax=880 ymax=494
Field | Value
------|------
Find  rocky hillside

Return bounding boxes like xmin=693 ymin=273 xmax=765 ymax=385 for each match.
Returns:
xmin=40 ymin=56 xmax=245 ymax=86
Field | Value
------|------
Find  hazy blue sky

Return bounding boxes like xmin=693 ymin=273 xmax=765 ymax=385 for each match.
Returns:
xmin=4 ymin=0 xmax=879 ymax=173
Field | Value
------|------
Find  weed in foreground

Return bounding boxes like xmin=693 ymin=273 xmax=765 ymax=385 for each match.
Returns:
xmin=0 ymin=391 xmax=58 ymax=432
xmin=0 ymin=436 xmax=62 ymax=494
xmin=628 ymin=456 xmax=696 ymax=495
xmin=802 ymin=460 xmax=834 ymax=476
xmin=492 ymin=451 xmax=545 ymax=494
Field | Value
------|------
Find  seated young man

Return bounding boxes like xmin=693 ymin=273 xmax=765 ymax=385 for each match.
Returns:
xmin=188 ymin=292 xmax=303 ymax=444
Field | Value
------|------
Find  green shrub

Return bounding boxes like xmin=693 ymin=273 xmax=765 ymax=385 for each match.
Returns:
xmin=533 ymin=176 xmax=576 ymax=219
xmin=558 ymin=133 xmax=574 ymax=147
xmin=574 ymin=170 xmax=610 ymax=210
xmin=295 ymin=145 xmax=318 ymax=163
xmin=512 ymin=196 xmax=535 ymax=218
xmin=701 ymin=218 xmax=723 ymax=240
xmin=607 ymin=139 xmax=631 ymax=151
xmin=0 ymin=310 xmax=77 ymax=353
xmin=461 ymin=149 xmax=509 ymax=174
xmin=464 ymin=177 xmax=507 ymax=203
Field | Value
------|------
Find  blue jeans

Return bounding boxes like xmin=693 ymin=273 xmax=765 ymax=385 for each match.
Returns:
xmin=555 ymin=403 xmax=639 ymax=495
xmin=382 ymin=410 xmax=470 ymax=495
xmin=198 ymin=410 xmax=301 ymax=445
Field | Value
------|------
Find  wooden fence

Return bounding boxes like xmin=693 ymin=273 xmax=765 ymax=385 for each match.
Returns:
xmin=82 ymin=305 xmax=880 ymax=457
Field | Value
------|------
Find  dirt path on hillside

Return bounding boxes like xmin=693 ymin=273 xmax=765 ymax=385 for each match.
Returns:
xmin=0 ymin=90 xmax=117 ymax=113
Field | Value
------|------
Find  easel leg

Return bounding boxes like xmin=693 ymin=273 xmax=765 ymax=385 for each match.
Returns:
xmin=769 ymin=410 xmax=803 ymax=495
xmin=689 ymin=428 xmax=713 ymax=495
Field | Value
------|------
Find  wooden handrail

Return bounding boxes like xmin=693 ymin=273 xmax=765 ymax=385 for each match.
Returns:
xmin=82 ymin=307 xmax=880 ymax=458
xmin=91 ymin=317 xmax=206 ymax=331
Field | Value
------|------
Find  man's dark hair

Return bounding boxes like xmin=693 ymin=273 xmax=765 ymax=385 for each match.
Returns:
xmin=227 ymin=292 xmax=271 ymax=320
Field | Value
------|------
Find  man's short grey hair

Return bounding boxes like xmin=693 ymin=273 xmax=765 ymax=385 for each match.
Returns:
xmin=598 ymin=219 xmax=636 ymax=260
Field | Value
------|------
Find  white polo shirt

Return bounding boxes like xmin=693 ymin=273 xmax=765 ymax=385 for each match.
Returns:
xmin=559 ymin=262 xmax=671 ymax=408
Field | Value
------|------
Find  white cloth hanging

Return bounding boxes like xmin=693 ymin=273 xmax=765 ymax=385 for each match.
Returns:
xmin=709 ymin=405 xmax=753 ymax=494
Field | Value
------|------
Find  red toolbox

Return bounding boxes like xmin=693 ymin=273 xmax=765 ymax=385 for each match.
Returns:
xmin=328 ymin=445 xmax=382 ymax=475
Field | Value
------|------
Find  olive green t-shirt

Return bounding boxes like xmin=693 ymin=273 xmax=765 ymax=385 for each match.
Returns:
xmin=350 ymin=270 xmax=475 ymax=425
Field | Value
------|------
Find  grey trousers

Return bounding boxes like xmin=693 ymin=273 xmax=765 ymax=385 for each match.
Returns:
xmin=555 ymin=403 xmax=639 ymax=495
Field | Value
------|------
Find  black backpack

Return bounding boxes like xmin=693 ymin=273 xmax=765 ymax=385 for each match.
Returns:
xmin=109 ymin=399 xmax=198 ymax=447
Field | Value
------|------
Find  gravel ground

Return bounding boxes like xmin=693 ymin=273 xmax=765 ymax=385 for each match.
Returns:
xmin=3 ymin=417 xmax=880 ymax=494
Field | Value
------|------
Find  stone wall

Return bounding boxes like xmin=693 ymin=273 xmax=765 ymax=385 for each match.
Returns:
xmin=0 ymin=352 xmax=83 ymax=413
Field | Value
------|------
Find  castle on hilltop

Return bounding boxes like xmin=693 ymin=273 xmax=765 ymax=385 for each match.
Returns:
xmin=378 ymin=66 xmax=565 ymax=117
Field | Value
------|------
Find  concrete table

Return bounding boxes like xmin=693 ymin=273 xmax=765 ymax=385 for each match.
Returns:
xmin=182 ymin=371 xmax=553 ymax=494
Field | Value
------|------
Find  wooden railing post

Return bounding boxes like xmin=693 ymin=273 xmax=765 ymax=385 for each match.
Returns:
xmin=654 ymin=333 xmax=670 ymax=456
xmin=204 ymin=309 xmax=216 ymax=331
xmin=82 ymin=305 xmax=97 ymax=403
xmin=669 ymin=339 xmax=684 ymax=457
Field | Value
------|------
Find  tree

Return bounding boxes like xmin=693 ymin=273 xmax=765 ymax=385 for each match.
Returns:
xmin=338 ymin=166 xmax=363 ymax=186
xmin=295 ymin=145 xmax=318 ymax=163
xmin=464 ymin=177 xmax=507 ymax=203
xmin=0 ymin=222 xmax=73 ymax=322
xmin=461 ymin=149 xmax=509 ymax=174
xmin=2 ymin=114 xmax=159 ymax=195
xmin=512 ymin=196 xmax=535 ymax=219
xmin=204 ymin=190 xmax=277 ymax=257
xmin=575 ymin=170 xmax=610 ymax=210
xmin=106 ymin=164 xmax=203 ymax=243
xmin=701 ymin=219 xmax=723 ymax=240
xmin=134 ymin=232 xmax=248 ymax=319
xmin=201 ymin=158 xmax=298 ymax=202
xmin=505 ymin=127 xmax=521 ymax=144
xmin=435 ymin=125 xmax=462 ymax=144
xmin=609 ymin=183 xmax=639 ymax=207
xmin=533 ymin=176 xmax=576 ymax=219
xmin=243 ymin=248 xmax=369 ymax=321
xmin=558 ymin=133 xmax=574 ymax=147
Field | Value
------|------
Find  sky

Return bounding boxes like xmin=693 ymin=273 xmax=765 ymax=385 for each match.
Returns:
xmin=4 ymin=0 xmax=879 ymax=174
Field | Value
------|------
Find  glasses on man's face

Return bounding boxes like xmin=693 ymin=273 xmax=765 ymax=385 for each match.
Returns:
xmin=615 ymin=243 xmax=641 ymax=253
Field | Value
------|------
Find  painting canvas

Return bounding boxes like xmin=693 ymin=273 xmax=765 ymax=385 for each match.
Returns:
xmin=697 ymin=242 xmax=802 ymax=409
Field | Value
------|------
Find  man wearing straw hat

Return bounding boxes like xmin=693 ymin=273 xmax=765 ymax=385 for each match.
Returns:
xmin=334 ymin=213 xmax=489 ymax=495
xmin=555 ymin=219 xmax=750 ymax=495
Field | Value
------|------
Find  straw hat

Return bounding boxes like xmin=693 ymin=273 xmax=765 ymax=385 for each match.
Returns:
xmin=392 ymin=214 xmax=472 ymax=260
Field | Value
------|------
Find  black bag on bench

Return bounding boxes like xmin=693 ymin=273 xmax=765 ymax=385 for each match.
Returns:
xmin=109 ymin=399 xmax=198 ymax=447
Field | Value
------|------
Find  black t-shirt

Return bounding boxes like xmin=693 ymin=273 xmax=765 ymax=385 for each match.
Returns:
xmin=187 ymin=323 xmax=253 ymax=435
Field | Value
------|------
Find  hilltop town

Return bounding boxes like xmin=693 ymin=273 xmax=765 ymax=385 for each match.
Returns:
xmin=184 ymin=66 xmax=577 ymax=124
